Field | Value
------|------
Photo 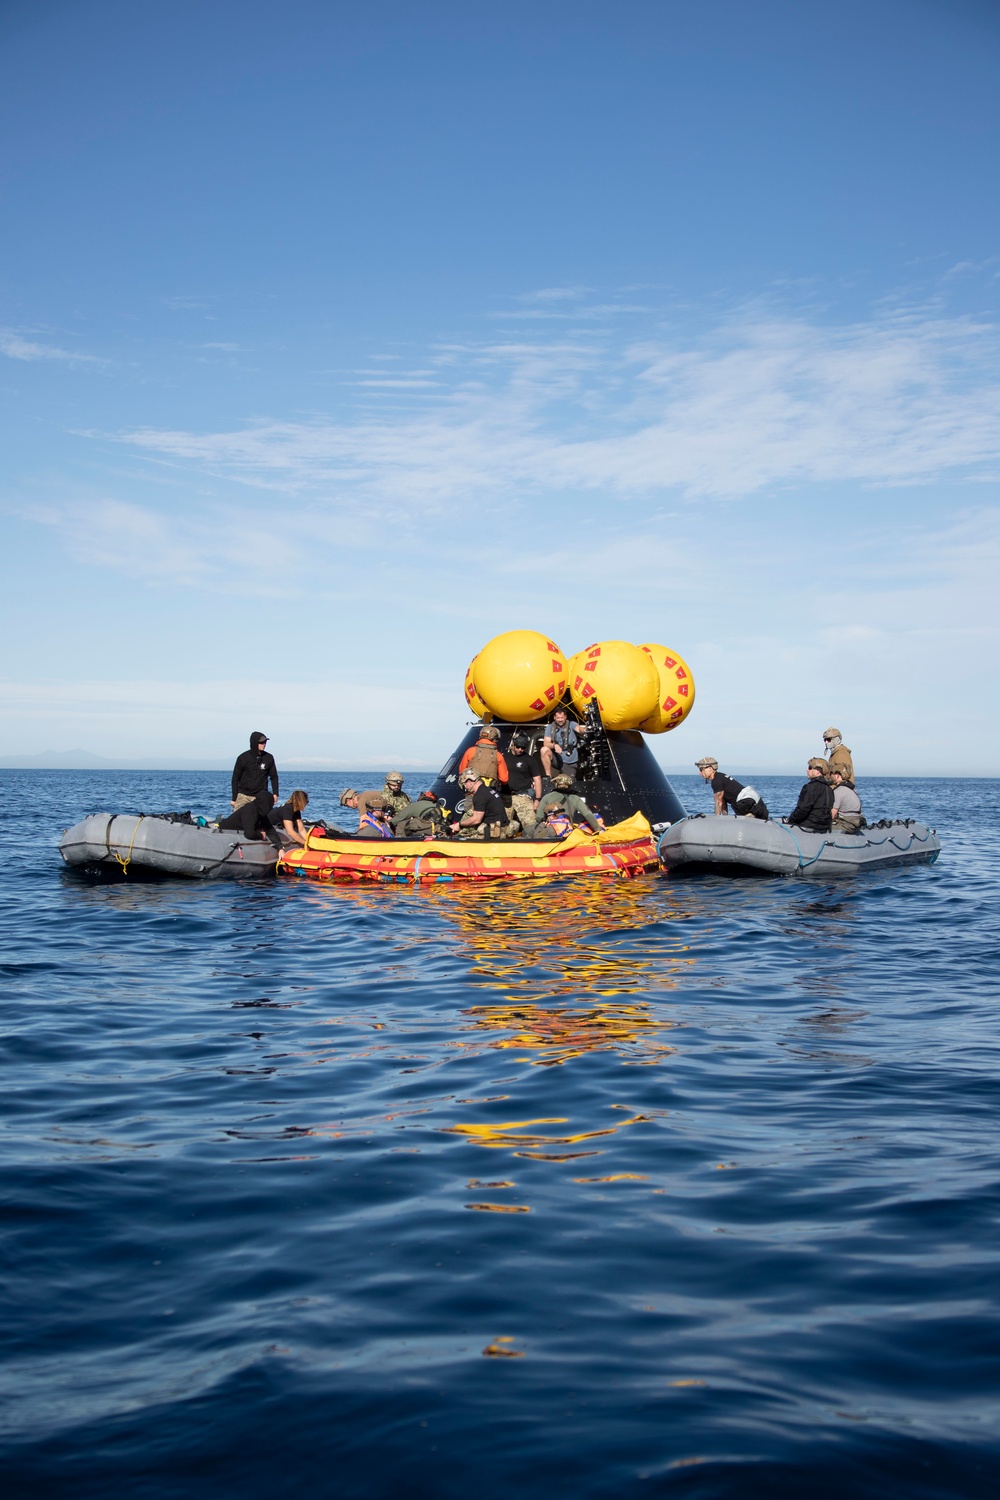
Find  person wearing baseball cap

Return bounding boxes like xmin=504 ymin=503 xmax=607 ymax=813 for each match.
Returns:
xmin=821 ymin=727 xmax=854 ymax=782
xmin=694 ymin=757 xmax=768 ymax=820
xmin=231 ymin=731 xmax=279 ymax=813
xmin=787 ymin=758 xmax=835 ymax=833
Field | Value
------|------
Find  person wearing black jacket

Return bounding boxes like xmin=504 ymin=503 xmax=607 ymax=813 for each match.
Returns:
xmin=787 ymin=758 xmax=835 ymax=833
xmin=231 ymin=732 xmax=279 ymax=811
xmin=218 ymin=790 xmax=282 ymax=849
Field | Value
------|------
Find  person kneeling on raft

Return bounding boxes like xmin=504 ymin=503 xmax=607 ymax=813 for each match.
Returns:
xmin=534 ymin=775 xmax=606 ymax=840
xmin=218 ymin=790 xmax=282 ymax=849
xmin=786 ymin=758 xmax=834 ymax=833
xmin=829 ymin=766 xmax=863 ymax=832
xmin=694 ymin=757 xmax=769 ymax=820
xmin=449 ymin=771 xmax=508 ymax=840
xmin=269 ymin=789 xmax=311 ymax=845
xmin=391 ymin=791 xmax=448 ymax=839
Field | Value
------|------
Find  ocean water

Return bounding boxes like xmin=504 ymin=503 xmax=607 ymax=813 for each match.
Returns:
xmin=1 ymin=769 xmax=998 ymax=1499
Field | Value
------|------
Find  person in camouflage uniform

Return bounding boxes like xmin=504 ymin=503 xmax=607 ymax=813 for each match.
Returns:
xmin=381 ymin=772 xmax=411 ymax=816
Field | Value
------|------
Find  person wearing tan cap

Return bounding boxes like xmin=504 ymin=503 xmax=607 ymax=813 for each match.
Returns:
xmin=787 ymin=759 xmax=835 ymax=833
xmin=694 ymin=757 xmax=769 ymax=820
xmin=829 ymin=766 xmax=863 ymax=832
xmin=339 ymin=787 xmax=392 ymax=835
xmin=821 ymin=728 xmax=854 ymax=782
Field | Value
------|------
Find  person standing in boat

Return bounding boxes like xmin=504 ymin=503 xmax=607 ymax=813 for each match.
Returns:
xmin=694 ymin=758 xmax=769 ymax=820
xmin=231 ymin=732 xmax=279 ymax=812
xmin=786 ymin=758 xmax=835 ymax=833
xmin=504 ymin=730 xmax=543 ymax=835
xmin=829 ymin=766 xmax=863 ymax=831
xmin=458 ymin=725 xmax=509 ymax=787
xmin=821 ymin=728 xmax=854 ymax=782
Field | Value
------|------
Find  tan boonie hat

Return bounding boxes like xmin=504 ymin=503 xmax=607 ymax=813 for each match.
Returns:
xmin=694 ymin=757 xmax=718 ymax=770
xmin=808 ymin=757 xmax=830 ymax=772
xmin=339 ymin=788 xmax=357 ymax=805
xmin=822 ymin=727 xmax=842 ymax=740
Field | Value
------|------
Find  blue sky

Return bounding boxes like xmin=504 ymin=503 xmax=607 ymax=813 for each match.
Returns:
xmin=1 ymin=0 xmax=998 ymax=773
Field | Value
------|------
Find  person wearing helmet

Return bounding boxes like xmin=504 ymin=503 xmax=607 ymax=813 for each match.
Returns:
xmin=535 ymin=773 xmax=606 ymax=838
xmin=787 ymin=759 xmax=835 ymax=833
xmin=231 ymin=732 xmax=279 ymax=812
xmin=821 ymin=728 xmax=854 ymax=782
xmin=450 ymin=770 xmax=508 ymax=840
xmin=504 ymin=729 xmax=543 ymax=835
xmin=694 ymin=758 xmax=768 ymax=820
xmin=458 ymin=724 xmax=509 ymax=787
xmin=381 ymin=772 xmax=411 ymax=816
xmin=390 ymin=790 xmax=447 ymax=839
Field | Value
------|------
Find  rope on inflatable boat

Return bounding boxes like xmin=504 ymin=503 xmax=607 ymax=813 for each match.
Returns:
xmin=111 ymin=816 xmax=144 ymax=875
xmin=779 ymin=822 xmax=829 ymax=871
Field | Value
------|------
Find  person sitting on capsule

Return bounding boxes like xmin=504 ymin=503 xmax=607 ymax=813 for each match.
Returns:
xmin=458 ymin=724 xmax=509 ymax=787
xmin=381 ymin=772 xmax=411 ymax=815
xmin=829 ymin=766 xmax=863 ymax=832
xmin=449 ymin=771 xmax=508 ymax=840
xmin=821 ymin=727 xmax=854 ymax=782
xmin=540 ymin=708 xmax=579 ymax=784
xmin=786 ymin=758 xmax=835 ymax=833
xmin=694 ymin=758 xmax=769 ymax=820
xmin=534 ymin=774 xmax=606 ymax=840
xmin=269 ymin=789 xmax=311 ymax=845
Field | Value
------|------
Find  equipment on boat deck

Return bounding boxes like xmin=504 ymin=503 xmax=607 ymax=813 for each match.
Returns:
xmin=657 ymin=815 xmax=941 ymax=876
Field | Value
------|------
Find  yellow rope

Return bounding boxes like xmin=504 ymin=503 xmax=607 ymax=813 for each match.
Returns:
xmin=112 ymin=816 xmax=143 ymax=875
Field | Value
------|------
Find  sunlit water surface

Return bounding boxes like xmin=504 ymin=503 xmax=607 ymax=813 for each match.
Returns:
xmin=1 ymin=771 xmax=998 ymax=1498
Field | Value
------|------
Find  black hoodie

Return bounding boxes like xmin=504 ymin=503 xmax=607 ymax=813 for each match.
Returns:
xmin=231 ymin=733 xmax=279 ymax=800
xmin=787 ymin=777 xmax=834 ymax=833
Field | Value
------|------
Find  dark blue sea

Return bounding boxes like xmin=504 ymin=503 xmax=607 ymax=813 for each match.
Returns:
xmin=1 ymin=770 xmax=998 ymax=1499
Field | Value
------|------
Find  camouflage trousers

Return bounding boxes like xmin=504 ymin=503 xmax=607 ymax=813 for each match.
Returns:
xmin=507 ymin=793 xmax=538 ymax=835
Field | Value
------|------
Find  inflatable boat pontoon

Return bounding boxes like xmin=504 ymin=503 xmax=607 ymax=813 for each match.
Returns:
xmin=657 ymin=815 xmax=940 ymax=876
xmin=59 ymin=814 xmax=279 ymax=879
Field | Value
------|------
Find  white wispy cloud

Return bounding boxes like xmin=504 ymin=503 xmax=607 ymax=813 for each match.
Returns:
xmin=1 ymin=329 xmax=102 ymax=365
xmin=112 ymin=303 xmax=1000 ymax=511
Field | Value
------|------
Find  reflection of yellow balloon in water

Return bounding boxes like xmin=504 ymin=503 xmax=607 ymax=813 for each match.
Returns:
xmin=464 ymin=656 xmax=489 ymax=719
xmin=637 ymin=644 xmax=696 ymax=733
xmin=473 ymin=630 xmax=567 ymax=722
xmin=568 ymin=640 xmax=659 ymax=729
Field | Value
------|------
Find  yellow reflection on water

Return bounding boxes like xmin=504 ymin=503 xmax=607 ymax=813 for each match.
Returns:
xmin=458 ymin=998 xmax=676 ymax=1067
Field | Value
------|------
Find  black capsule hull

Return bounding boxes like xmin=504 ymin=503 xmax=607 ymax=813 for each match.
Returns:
xmin=428 ymin=723 xmax=687 ymax=830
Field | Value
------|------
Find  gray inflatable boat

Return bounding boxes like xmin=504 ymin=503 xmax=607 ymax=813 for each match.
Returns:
xmin=59 ymin=813 xmax=279 ymax=879
xmin=658 ymin=815 xmax=941 ymax=876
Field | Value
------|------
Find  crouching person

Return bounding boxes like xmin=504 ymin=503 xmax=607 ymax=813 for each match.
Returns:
xmin=535 ymin=774 xmax=606 ymax=840
xmin=450 ymin=772 xmax=508 ymax=840
xmin=218 ymin=790 xmax=282 ymax=849
xmin=829 ymin=766 xmax=863 ymax=831
xmin=391 ymin=791 xmax=448 ymax=839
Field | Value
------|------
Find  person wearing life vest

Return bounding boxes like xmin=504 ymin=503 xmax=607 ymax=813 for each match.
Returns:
xmin=353 ymin=793 xmax=394 ymax=838
xmin=458 ymin=725 xmax=509 ymax=787
xmin=535 ymin=774 xmax=606 ymax=839
xmin=821 ymin=728 xmax=854 ymax=782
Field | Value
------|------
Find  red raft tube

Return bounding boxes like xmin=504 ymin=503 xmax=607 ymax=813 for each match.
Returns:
xmin=277 ymin=813 xmax=658 ymax=885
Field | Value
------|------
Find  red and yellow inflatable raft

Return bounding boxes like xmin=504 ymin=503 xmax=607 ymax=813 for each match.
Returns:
xmin=277 ymin=814 xmax=657 ymax=885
